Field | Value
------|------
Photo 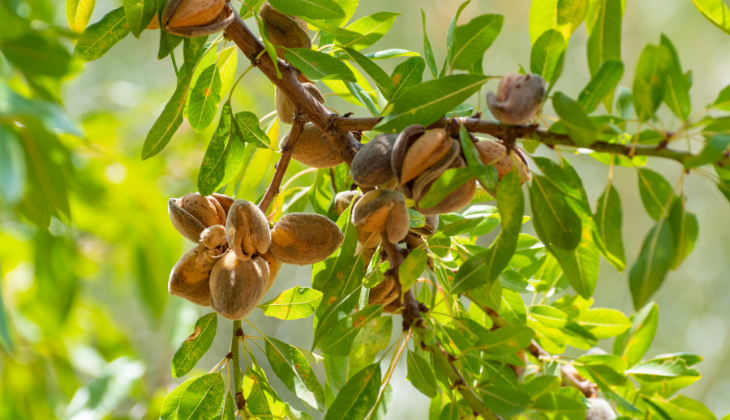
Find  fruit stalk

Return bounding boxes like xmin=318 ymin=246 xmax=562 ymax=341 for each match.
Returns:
xmin=258 ymin=117 xmax=305 ymax=213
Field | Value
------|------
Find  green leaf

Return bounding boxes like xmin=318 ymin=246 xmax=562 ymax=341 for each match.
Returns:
xmin=533 ymin=394 xmax=586 ymax=420
xmin=475 ymin=325 xmax=534 ymax=354
xmin=529 ymin=305 xmax=568 ymax=328
xmin=259 ymin=286 xmax=323 ymax=320
xmin=178 ymin=373 xmax=226 ymax=420
xmin=421 ymin=10 xmax=438 ymax=78
xmin=483 ymin=170 xmax=524 ymax=285
xmin=66 ymin=0 xmax=95 ymax=33
xmin=594 ymin=183 xmax=626 ymax=271
xmin=375 ymin=74 xmax=488 ymax=133
xmin=233 ymin=111 xmax=271 ymax=148
xmin=692 ymin=0 xmax=730 ymax=36
xmin=342 ymin=48 xmax=393 ymax=99
xmin=450 ymin=249 xmax=489 ymax=295
xmin=523 ymin=376 xmax=560 ymax=399
xmin=217 ymin=47 xmax=239 ymax=94
xmin=389 ymin=57 xmax=426 ymax=102
xmin=221 ymin=393 xmax=235 ymax=420
xmin=528 ymin=0 xmax=558 ymax=43
xmin=158 ymin=26 xmax=183 ymax=60
xmin=633 ymin=43 xmax=672 ymax=122
xmin=364 ymin=49 xmax=419 ymax=60
xmin=160 ymin=377 xmax=198 ymax=420
xmin=0 ymin=127 xmax=26 ymax=206
xmin=550 ymin=217 xmax=600 ymax=299
xmin=576 ymin=308 xmax=631 ymax=339
xmin=587 ymin=0 xmax=622 ymax=77
xmin=301 ymin=17 xmax=359 ymax=36
xmin=197 ymin=103 xmax=246 ymax=195
xmin=349 ymin=316 xmax=392 ymax=375
xmin=712 ymin=84 xmax=730 ymax=111
xmin=667 ymin=197 xmax=698 ymax=270
xmin=552 ymin=92 xmax=599 ymax=146
xmin=258 ymin=19 xmax=282 ymax=79
xmin=684 ymin=134 xmax=730 ymax=169
xmin=141 ymin=73 xmax=191 ymax=160
xmin=530 ymin=29 xmax=566 ymax=83
xmin=460 ymin=126 xmax=498 ymax=192
xmin=646 ymin=395 xmax=716 ymax=420
xmin=74 ymin=7 xmax=130 ymax=62
xmin=660 ymin=35 xmax=691 ymax=121
xmin=284 ymin=48 xmax=356 ymax=81
xmin=613 ymin=302 xmax=659 ymax=368
xmin=183 ymin=37 xmax=209 ymax=78
xmin=530 ymin=175 xmax=582 ymax=250
xmin=629 ymin=219 xmax=674 ymax=309
xmin=578 ymin=59 xmax=624 ymax=113
xmin=345 ymin=82 xmax=379 ymax=116
xmin=268 ymin=0 xmax=345 ymax=19
xmin=418 ymin=167 xmax=475 ymax=209
xmin=188 ymin=64 xmax=223 ymax=133
xmin=0 ymin=272 xmax=12 ymax=351
xmin=123 ymin=0 xmax=155 ymax=38
xmin=265 ymin=335 xmax=326 ymax=410
xmin=445 ymin=0 xmax=471 ymax=70
xmin=637 ymin=168 xmax=673 ymax=221
xmin=320 ymin=305 xmax=382 ymax=356
xmin=450 ymin=14 xmax=504 ymax=71
xmin=399 ymin=248 xmax=427 ymax=292
xmin=171 ymin=313 xmax=217 ymax=378
xmin=480 ymin=386 xmax=530 ymax=418
xmin=335 ymin=12 xmax=400 ymax=51
xmin=406 ymin=351 xmax=438 ymax=398
xmin=324 ymin=364 xmax=381 ymax=420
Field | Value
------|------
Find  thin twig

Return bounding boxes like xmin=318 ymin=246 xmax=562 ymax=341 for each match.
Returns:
xmin=258 ymin=116 xmax=305 ymax=212
xmin=231 ymin=320 xmax=245 ymax=410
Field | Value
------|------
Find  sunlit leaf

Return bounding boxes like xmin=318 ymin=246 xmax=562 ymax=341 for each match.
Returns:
xmin=578 ymin=59 xmax=624 ymax=113
xmin=268 ymin=0 xmax=345 ymax=19
xmin=613 ymin=302 xmax=658 ymax=368
xmin=171 ymin=313 xmax=217 ymax=378
xmin=66 ymin=0 xmax=95 ymax=33
xmin=451 ymin=14 xmax=503 ymax=71
xmin=188 ymin=63 xmax=223 ymax=133
xmin=324 ymin=363 xmax=381 ymax=420
xmin=530 ymin=29 xmax=566 ymax=83
xmin=284 ymin=48 xmax=356 ymax=81
xmin=265 ymin=335 xmax=326 ymax=410
xmin=406 ymin=351 xmax=437 ymax=398
xmin=692 ymin=0 xmax=730 ymax=36
xmin=335 ymin=12 xmax=400 ymax=51
xmin=74 ymin=7 xmax=130 ymax=62
xmin=259 ymin=286 xmax=323 ymax=320
xmin=576 ymin=308 xmax=631 ymax=339
xmin=123 ymin=0 xmax=155 ymax=38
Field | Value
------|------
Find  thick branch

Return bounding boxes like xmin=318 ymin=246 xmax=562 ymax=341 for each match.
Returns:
xmin=332 ymin=115 xmax=730 ymax=166
xmin=223 ymin=11 xmax=361 ymax=165
xmin=258 ymin=116 xmax=305 ymax=212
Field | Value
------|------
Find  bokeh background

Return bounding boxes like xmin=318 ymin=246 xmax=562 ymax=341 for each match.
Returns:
xmin=1 ymin=0 xmax=730 ymax=418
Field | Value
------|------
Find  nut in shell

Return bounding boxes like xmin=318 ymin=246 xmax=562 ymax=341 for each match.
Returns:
xmin=368 ymin=275 xmax=398 ymax=307
xmin=474 ymin=139 xmax=530 ymax=193
xmin=487 ymin=73 xmax=546 ymax=125
xmin=169 ymin=192 xmax=228 ymax=242
xmin=162 ymin=0 xmax=234 ymax=37
xmin=335 ymin=191 xmax=381 ymax=248
xmin=335 ymin=190 xmax=360 ymax=215
xmin=169 ymin=247 xmax=212 ymax=306
xmin=352 ymin=189 xmax=409 ymax=244
xmin=275 ymin=84 xmax=324 ymax=125
xmin=226 ymin=199 xmax=272 ymax=261
xmin=400 ymin=128 xmax=452 ymax=184
xmin=351 ymin=134 xmax=397 ymax=188
xmin=209 ymin=252 xmax=270 ymax=320
xmin=415 ymin=157 xmax=477 ymax=216
xmin=281 ymin=123 xmax=344 ymax=168
xmin=260 ymin=2 xmax=311 ymax=58
xmin=270 ymin=213 xmax=344 ymax=265
xmin=260 ymin=250 xmax=283 ymax=292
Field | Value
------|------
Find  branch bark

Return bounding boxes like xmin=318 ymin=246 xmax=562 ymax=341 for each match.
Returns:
xmin=223 ymin=12 xmax=361 ymax=166
xmin=258 ymin=116 xmax=305 ymax=213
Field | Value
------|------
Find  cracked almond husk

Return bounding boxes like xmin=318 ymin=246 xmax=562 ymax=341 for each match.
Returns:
xmin=415 ymin=156 xmax=477 ymax=216
xmin=275 ymin=84 xmax=324 ymax=125
xmin=352 ymin=189 xmax=409 ymax=244
xmin=351 ymin=133 xmax=398 ymax=188
xmin=260 ymin=2 xmax=311 ymax=58
xmin=209 ymin=252 xmax=270 ymax=320
xmin=487 ymin=73 xmax=546 ymax=125
xmin=335 ymin=191 xmax=382 ymax=249
xmin=281 ymin=122 xmax=344 ymax=168
xmin=162 ymin=0 xmax=234 ymax=38
xmin=269 ymin=213 xmax=344 ymax=265
xmin=225 ymin=199 xmax=271 ymax=261
xmin=169 ymin=192 xmax=229 ymax=242
xmin=474 ymin=139 xmax=531 ymax=193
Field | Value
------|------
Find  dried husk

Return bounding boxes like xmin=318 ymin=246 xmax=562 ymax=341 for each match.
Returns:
xmin=406 ymin=139 xmax=461 ymax=202
xmin=162 ymin=0 xmax=234 ymax=37
xmin=260 ymin=2 xmax=311 ymax=58
xmin=400 ymin=128 xmax=451 ymax=184
xmin=415 ymin=156 xmax=477 ymax=216
xmin=352 ymin=189 xmax=409 ymax=244
xmin=260 ymin=250 xmax=282 ymax=292
xmin=351 ymin=133 xmax=397 ymax=188
xmin=281 ymin=123 xmax=343 ymax=168
xmin=487 ymin=73 xmax=546 ymax=125
xmin=391 ymin=124 xmax=427 ymax=185
xmin=270 ymin=213 xmax=344 ymax=265
xmin=335 ymin=191 xmax=381 ymax=248
xmin=335 ymin=190 xmax=360 ymax=215
xmin=368 ymin=275 xmax=397 ymax=306
xmin=275 ymin=84 xmax=324 ymax=125
xmin=225 ymin=199 xmax=271 ymax=261
xmin=209 ymin=252 xmax=270 ymax=320
xmin=169 ymin=192 xmax=228 ymax=242
xmin=169 ymin=247 xmax=212 ymax=306
xmin=409 ymin=213 xmax=439 ymax=236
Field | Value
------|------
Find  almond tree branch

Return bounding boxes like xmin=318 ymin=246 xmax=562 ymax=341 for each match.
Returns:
xmin=332 ymin=115 xmax=730 ymax=166
xmin=223 ymin=10 xmax=361 ymax=166
xmin=378 ymin=234 xmax=500 ymax=420
xmin=258 ymin=115 xmax=305 ymax=212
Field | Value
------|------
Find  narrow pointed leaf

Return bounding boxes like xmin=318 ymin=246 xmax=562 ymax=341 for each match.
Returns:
xmin=259 ymin=286 xmax=323 ymax=320
xmin=188 ymin=64 xmax=223 ymax=132
xmin=67 ymin=0 xmax=95 ymax=33
xmin=268 ymin=0 xmax=345 ymax=19
xmin=197 ymin=103 xmax=246 ymax=195
xmin=451 ymin=14 xmax=504 ymax=70
xmin=171 ymin=313 xmax=217 ymax=378
xmin=324 ymin=364 xmax=381 ymax=420
xmin=530 ymin=29 xmax=566 ymax=83
xmin=123 ymin=0 xmax=155 ymax=38
xmin=335 ymin=12 xmax=400 ymax=51
xmin=578 ymin=59 xmax=624 ymax=113
xmin=407 ymin=351 xmax=437 ymax=398
xmin=177 ymin=373 xmax=226 ymax=420
xmin=265 ymin=335 xmax=326 ymax=410
xmin=74 ymin=7 xmax=130 ymax=62
xmin=594 ymin=183 xmax=626 ymax=271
